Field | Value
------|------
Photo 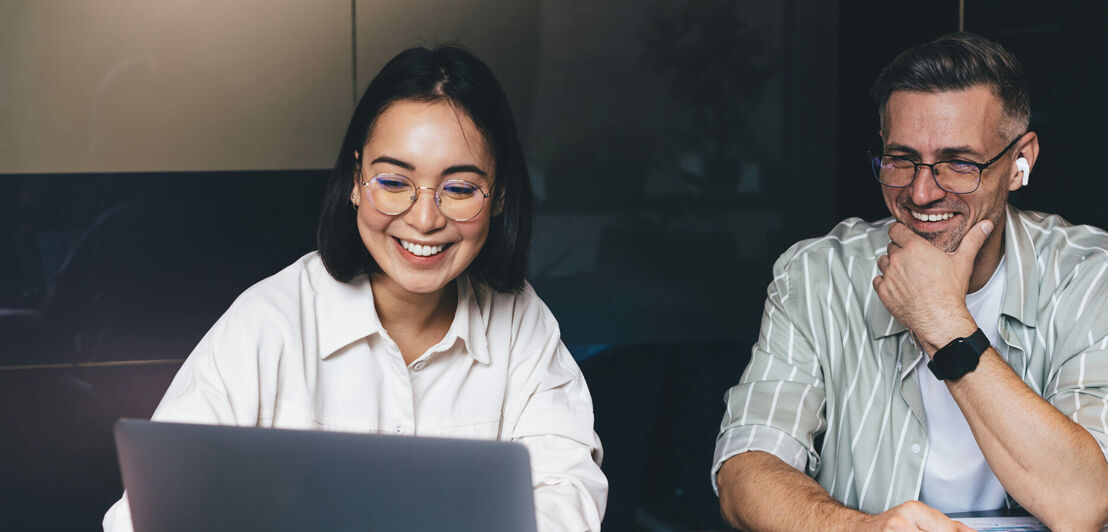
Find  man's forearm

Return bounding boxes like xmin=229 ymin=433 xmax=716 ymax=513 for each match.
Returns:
xmin=948 ymin=349 xmax=1108 ymax=531
xmin=717 ymin=451 xmax=866 ymax=532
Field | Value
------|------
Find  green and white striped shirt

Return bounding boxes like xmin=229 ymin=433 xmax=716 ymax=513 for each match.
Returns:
xmin=713 ymin=205 xmax=1108 ymax=513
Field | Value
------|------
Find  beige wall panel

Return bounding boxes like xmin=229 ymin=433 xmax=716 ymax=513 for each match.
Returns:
xmin=0 ymin=0 xmax=352 ymax=173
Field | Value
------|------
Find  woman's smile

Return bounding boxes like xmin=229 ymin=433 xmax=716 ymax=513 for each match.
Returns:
xmin=394 ymin=237 xmax=454 ymax=262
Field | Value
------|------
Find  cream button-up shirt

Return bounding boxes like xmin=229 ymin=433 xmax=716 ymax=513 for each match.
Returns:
xmin=103 ymin=252 xmax=607 ymax=531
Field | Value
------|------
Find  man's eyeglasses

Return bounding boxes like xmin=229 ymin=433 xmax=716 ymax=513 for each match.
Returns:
xmin=868 ymin=134 xmax=1024 ymax=194
xmin=360 ymin=172 xmax=489 ymax=222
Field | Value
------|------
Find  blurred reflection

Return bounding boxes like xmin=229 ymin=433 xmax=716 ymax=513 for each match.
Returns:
xmin=0 ymin=173 xmax=324 ymax=365
xmin=525 ymin=0 xmax=790 ymax=345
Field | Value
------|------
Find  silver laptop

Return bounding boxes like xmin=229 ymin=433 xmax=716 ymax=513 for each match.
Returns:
xmin=114 ymin=419 xmax=538 ymax=532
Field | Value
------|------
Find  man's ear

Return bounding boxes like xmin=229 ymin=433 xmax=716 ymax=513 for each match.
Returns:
xmin=1008 ymin=132 xmax=1039 ymax=192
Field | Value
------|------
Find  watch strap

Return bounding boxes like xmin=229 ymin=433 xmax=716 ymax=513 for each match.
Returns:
xmin=963 ymin=328 xmax=990 ymax=354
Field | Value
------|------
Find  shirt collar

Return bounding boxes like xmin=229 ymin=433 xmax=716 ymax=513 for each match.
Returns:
xmin=448 ymin=276 xmax=492 ymax=365
xmin=1000 ymin=204 xmax=1037 ymax=327
xmin=316 ymin=271 xmax=492 ymax=365
xmin=867 ymin=295 xmax=907 ymax=340
xmin=867 ymin=203 xmax=1036 ymax=340
xmin=317 ymin=272 xmax=382 ymax=360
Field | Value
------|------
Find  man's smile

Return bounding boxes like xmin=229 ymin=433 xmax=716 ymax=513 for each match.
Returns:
xmin=910 ymin=210 xmax=956 ymax=222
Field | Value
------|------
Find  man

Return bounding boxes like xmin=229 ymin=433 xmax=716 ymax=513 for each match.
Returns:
xmin=714 ymin=33 xmax=1108 ymax=531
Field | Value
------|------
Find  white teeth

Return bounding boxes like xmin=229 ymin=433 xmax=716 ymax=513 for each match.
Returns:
xmin=399 ymin=240 xmax=446 ymax=257
xmin=911 ymin=211 xmax=954 ymax=222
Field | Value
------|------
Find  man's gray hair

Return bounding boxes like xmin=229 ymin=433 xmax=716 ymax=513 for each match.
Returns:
xmin=872 ymin=32 xmax=1031 ymax=140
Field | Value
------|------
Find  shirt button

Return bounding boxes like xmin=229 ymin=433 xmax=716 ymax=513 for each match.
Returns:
xmin=910 ymin=444 xmax=922 ymax=454
xmin=412 ymin=360 xmax=427 ymax=371
xmin=394 ymin=425 xmax=403 ymax=434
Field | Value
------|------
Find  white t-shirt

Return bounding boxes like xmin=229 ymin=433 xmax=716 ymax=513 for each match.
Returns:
xmin=102 ymin=252 xmax=607 ymax=531
xmin=916 ymin=256 xmax=1008 ymax=513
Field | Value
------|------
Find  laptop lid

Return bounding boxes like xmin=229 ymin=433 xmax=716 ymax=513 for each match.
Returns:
xmin=114 ymin=419 xmax=537 ymax=532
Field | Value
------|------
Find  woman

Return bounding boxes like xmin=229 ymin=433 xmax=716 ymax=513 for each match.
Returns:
xmin=104 ymin=45 xmax=607 ymax=531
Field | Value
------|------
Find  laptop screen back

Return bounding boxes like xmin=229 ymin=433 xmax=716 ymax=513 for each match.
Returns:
xmin=114 ymin=419 xmax=537 ymax=532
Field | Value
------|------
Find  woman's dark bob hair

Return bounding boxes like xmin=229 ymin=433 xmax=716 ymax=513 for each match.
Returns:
xmin=317 ymin=44 xmax=532 ymax=293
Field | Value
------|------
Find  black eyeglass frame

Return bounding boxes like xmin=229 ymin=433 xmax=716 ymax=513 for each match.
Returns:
xmin=868 ymin=133 xmax=1026 ymax=194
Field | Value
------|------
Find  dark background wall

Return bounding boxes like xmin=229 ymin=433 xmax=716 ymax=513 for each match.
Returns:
xmin=2 ymin=1 xmax=1105 ymax=530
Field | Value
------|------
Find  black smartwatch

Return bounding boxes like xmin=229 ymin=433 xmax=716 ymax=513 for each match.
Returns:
xmin=927 ymin=328 xmax=989 ymax=381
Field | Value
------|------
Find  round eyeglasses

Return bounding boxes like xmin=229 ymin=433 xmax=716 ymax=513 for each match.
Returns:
xmin=868 ymin=134 xmax=1024 ymax=194
xmin=360 ymin=172 xmax=489 ymax=221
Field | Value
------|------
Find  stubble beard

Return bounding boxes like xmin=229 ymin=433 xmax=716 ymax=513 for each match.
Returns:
xmin=910 ymin=222 xmax=967 ymax=253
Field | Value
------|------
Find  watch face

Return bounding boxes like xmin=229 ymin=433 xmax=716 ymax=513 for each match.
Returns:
xmin=929 ymin=331 xmax=986 ymax=381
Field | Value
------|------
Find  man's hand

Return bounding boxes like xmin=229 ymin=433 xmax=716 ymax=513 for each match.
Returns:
xmin=719 ymin=452 xmax=979 ymax=532
xmin=862 ymin=501 xmax=976 ymax=532
xmin=872 ymin=220 xmax=993 ymax=354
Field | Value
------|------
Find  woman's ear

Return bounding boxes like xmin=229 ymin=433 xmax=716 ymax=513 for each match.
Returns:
xmin=493 ymin=191 xmax=504 ymax=217
xmin=353 ymin=151 xmax=365 ymax=184
xmin=351 ymin=151 xmax=362 ymax=207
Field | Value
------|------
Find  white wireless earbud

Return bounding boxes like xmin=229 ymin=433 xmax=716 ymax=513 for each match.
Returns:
xmin=1016 ymin=157 xmax=1030 ymax=186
